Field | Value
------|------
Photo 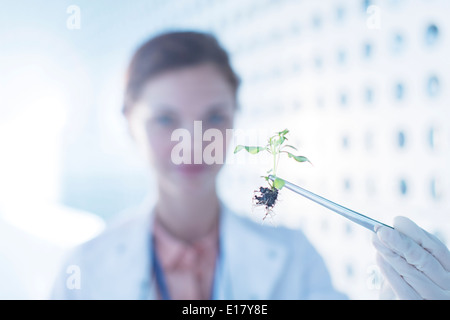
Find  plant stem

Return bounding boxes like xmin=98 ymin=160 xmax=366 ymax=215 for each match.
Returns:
xmin=275 ymin=152 xmax=280 ymax=176
xmin=273 ymin=150 xmax=277 ymax=176
xmin=271 ymin=139 xmax=281 ymax=185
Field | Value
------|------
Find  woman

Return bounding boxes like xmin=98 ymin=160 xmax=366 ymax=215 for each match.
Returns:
xmin=52 ymin=31 xmax=449 ymax=300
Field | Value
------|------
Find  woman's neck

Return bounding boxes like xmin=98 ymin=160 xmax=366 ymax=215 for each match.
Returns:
xmin=155 ymin=185 xmax=220 ymax=243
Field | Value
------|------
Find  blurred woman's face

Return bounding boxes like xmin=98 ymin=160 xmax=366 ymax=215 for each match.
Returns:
xmin=127 ymin=63 xmax=236 ymax=195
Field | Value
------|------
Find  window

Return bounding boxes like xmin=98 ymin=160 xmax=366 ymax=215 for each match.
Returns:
xmin=342 ymin=135 xmax=350 ymax=149
xmin=430 ymin=177 xmax=443 ymax=200
xmin=426 ymin=75 xmax=440 ymax=98
xmin=399 ymin=179 xmax=408 ymax=196
xmin=392 ymin=33 xmax=406 ymax=53
xmin=362 ymin=0 xmax=373 ymax=12
xmin=397 ymin=130 xmax=406 ymax=148
xmin=314 ymin=55 xmax=323 ymax=69
xmin=365 ymin=87 xmax=374 ymax=104
xmin=343 ymin=178 xmax=352 ymax=191
xmin=337 ymin=48 xmax=347 ymax=65
xmin=335 ymin=5 xmax=346 ymax=22
xmin=425 ymin=24 xmax=439 ymax=46
xmin=363 ymin=42 xmax=373 ymax=59
xmin=427 ymin=127 xmax=444 ymax=151
xmin=394 ymin=82 xmax=405 ymax=101
xmin=339 ymin=91 xmax=348 ymax=106
xmin=312 ymin=13 xmax=322 ymax=29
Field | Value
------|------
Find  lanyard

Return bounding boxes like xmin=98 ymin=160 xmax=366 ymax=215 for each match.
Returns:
xmin=151 ymin=240 xmax=222 ymax=300
xmin=152 ymin=247 xmax=171 ymax=300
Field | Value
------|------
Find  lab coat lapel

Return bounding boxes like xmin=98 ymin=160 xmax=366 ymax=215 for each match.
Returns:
xmin=110 ymin=200 xmax=287 ymax=299
xmin=106 ymin=197 xmax=157 ymax=300
xmin=218 ymin=205 xmax=288 ymax=299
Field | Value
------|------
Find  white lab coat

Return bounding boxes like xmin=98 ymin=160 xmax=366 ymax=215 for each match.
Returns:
xmin=51 ymin=199 xmax=346 ymax=300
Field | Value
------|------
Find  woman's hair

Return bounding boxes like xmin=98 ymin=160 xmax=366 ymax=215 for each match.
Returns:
xmin=123 ymin=31 xmax=240 ymax=115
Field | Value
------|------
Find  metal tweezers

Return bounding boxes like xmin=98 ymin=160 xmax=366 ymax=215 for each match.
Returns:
xmin=268 ymin=175 xmax=392 ymax=232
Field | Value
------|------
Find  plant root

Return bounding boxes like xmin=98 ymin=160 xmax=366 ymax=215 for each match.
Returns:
xmin=253 ymin=186 xmax=279 ymax=220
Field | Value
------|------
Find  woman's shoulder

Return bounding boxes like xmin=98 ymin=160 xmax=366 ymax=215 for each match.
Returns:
xmin=56 ymin=207 xmax=150 ymax=279
xmin=51 ymin=209 xmax=152 ymax=299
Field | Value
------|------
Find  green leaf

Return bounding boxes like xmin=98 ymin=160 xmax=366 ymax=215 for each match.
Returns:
xmin=283 ymin=144 xmax=298 ymax=151
xmin=234 ymin=145 xmax=245 ymax=153
xmin=287 ymin=152 xmax=310 ymax=163
xmin=278 ymin=129 xmax=289 ymax=136
xmin=273 ymin=177 xmax=285 ymax=190
xmin=245 ymin=146 xmax=265 ymax=154
xmin=234 ymin=145 xmax=265 ymax=155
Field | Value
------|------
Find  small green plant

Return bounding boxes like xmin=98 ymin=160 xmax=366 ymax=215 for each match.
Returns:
xmin=234 ymin=129 xmax=311 ymax=219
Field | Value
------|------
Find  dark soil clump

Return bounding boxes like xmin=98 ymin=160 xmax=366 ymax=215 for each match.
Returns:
xmin=253 ymin=186 xmax=279 ymax=219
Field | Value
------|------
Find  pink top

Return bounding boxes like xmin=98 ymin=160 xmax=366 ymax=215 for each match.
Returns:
xmin=153 ymin=218 xmax=218 ymax=300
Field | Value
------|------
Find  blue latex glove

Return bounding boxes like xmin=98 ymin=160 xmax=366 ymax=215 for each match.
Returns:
xmin=372 ymin=216 xmax=450 ymax=300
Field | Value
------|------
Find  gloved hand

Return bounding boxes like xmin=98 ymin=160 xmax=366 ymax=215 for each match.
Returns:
xmin=372 ymin=216 xmax=450 ymax=300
